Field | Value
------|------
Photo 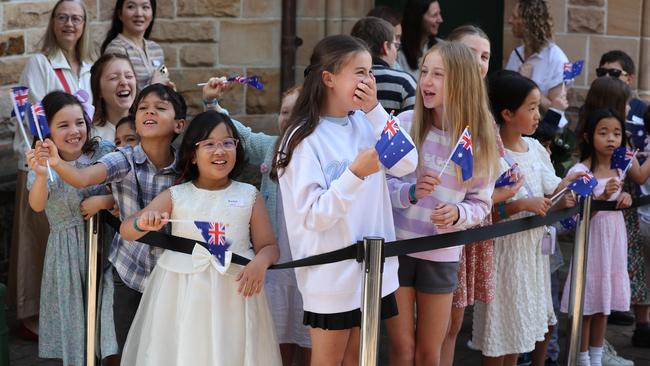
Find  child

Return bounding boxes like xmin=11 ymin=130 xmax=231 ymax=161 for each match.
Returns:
xmin=114 ymin=115 xmax=139 ymax=148
xmin=201 ymin=81 xmax=312 ymax=365
xmin=90 ymin=53 xmax=137 ymax=141
xmin=117 ymin=111 xmax=281 ymax=365
xmin=597 ymin=50 xmax=647 ymax=121
xmin=559 ymin=108 xmax=650 ymax=366
xmin=274 ymin=35 xmax=417 ymax=365
xmin=36 ymin=83 xmax=186 ymax=356
xmin=385 ymin=42 xmax=500 ymax=366
xmin=26 ymin=91 xmax=117 ymax=365
xmin=472 ymin=71 xmax=580 ymax=366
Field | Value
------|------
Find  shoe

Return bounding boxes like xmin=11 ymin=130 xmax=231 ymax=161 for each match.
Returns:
xmin=608 ymin=311 xmax=635 ymax=326
xmin=12 ymin=324 xmax=38 ymax=342
xmin=632 ymin=324 xmax=650 ymax=348
xmin=466 ymin=339 xmax=479 ymax=351
xmin=602 ymin=340 xmax=634 ymax=366
xmin=517 ymin=353 xmax=532 ymax=366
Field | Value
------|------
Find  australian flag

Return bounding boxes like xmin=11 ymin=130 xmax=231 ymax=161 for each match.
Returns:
xmin=10 ymin=86 xmax=30 ymax=121
xmin=563 ymin=60 xmax=584 ymax=81
xmin=560 ymin=214 xmax=579 ymax=231
xmin=375 ymin=113 xmax=415 ymax=169
xmin=450 ymin=127 xmax=473 ymax=181
xmin=611 ymin=147 xmax=635 ymax=170
xmin=567 ymin=172 xmax=598 ymax=197
xmin=494 ymin=163 xmax=520 ymax=188
xmin=228 ymin=75 xmax=263 ymax=90
xmin=626 ymin=117 xmax=647 ymax=150
xmin=194 ymin=221 xmax=230 ymax=267
xmin=29 ymin=102 xmax=50 ymax=139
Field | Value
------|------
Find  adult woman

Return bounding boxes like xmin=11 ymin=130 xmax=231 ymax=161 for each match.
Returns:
xmin=10 ymin=0 xmax=93 ymax=341
xmin=101 ymin=0 xmax=167 ymax=91
xmin=397 ymin=0 xmax=443 ymax=78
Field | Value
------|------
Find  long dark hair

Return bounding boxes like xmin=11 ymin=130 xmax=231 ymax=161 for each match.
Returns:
xmin=579 ymin=108 xmax=627 ymax=172
xmin=90 ymin=53 xmax=135 ymax=126
xmin=40 ymin=91 xmax=98 ymax=155
xmin=100 ymin=0 xmax=157 ymax=54
xmin=487 ymin=70 xmax=539 ymax=125
xmin=177 ymin=111 xmax=246 ymax=183
xmin=271 ymin=35 xmax=369 ymax=180
xmin=576 ymin=77 xmax=630 ymax=142
xmin=401 ymin=0 xmax=439 ymax=71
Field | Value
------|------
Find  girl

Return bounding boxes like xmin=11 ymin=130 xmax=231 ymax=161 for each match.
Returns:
xmin=201 ymin=81 xmax=312 ymax=365
xmin=114 ymin=115 xmax=140 ymax=148
xmin=90 ymin=53 xmax=137 ymax=141
xmin=118 ymin=111 xmax=281 ymax=365
xmin=101 ymin=0 xmax=168 ymax=90
xmin=386 ymin=42 xmax=499 ymax=366
xmin=398 ymin=0 xmax=444 ymax=78
xmin=559 ymin=108 xmax=650 ymax=366
xmin=26 ymin=91 xmax=117 ymax=365
xmin=273 ymin=35 xmax=417 ymax=365
xmin=472 ymin=71 xmax=580 ymax=366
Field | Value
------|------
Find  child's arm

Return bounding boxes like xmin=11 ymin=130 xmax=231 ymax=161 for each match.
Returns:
xmin=387 ymin=171 xmax=441 ymax=209
xmin=236 ymin=192 xmax=279 ymax=297
xmin=80 ymin=195 xmax=115 ymax=220
xmin=492 ymin=196 xmax=553 ymax=223
xmin=432 ymin=177 xmax=492 ymax=228
xmin=35 ymin=139 xmax=108 ymax=188
xmin=492 ymin=175 xmax=527 ymax=204
xmin=626 ymin=157 xmax=650 ymax=184
xmin=120 ymin=190 xmax=172 ymax=241
xmin=25 ymin=149 xmax=49 ymax=212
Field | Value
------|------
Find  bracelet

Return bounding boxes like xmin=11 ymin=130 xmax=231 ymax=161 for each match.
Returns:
xmin=497 ymin=202 xmax=508 ymax=220
xmin=408 ymin=184 xmax=418 ymax=204
xmin=202 ymin=98 xmax=219 ymax=110
xmin=133 ymin=217 xmax=145 ymax=233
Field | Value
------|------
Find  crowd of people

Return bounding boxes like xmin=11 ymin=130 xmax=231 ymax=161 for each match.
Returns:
xmin=7 ymin=0 xmax=650 ymax=365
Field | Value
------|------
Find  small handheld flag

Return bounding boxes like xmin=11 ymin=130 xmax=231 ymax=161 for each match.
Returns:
xmin=374 ymin=111 xmax=415 ymax=169
xmin=611 ymin=147 xmax=636 ymax=171
xmin=194 ymin=221 xmax=231 ymax=267
xmin=440 ymin=127 xmax=473 ymax=181
xmin=626 ymin=118 xmax=647 ymax=151
xmin=563 ymin=60 xmax=584 ymax=81
xmin=29 ymin=102 xmax=54 ymax=182
xmin=560 ymin=214 xmax=579 ymax=231
xmin=227 ymin=75 xmax=263 ymax=90
xmin=9 ymin=86 xmax=31 ymax=147
xmin=567 ymin=172 xmax=598 ymax=197
xmin=494 ymin=163 xmax=520 ymax=188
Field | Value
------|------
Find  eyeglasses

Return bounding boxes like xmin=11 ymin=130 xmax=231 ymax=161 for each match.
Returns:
xmin=195 ymin=138 xmax=239 ymax=152
xmin=595 ymin=67 xmax=628 ymax=78
xmin=54 ymin=13 xmax=85 ymax=26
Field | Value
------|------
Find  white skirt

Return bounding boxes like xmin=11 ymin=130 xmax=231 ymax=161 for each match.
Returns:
xmin=121 ymin=250 xmax=282 ymax=366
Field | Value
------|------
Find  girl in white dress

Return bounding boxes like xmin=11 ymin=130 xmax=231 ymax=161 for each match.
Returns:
xmin=118 ymin=111 xmax=281 ymax=366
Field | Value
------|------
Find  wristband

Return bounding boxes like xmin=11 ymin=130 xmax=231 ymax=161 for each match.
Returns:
xmin=497 ymin=202 xmax=508 ymax=220
xmin=202 ymin=98 xmax=219 ymax=110
xmin=133 ymin=217 xmax=145 ymax=233
xmin=408 ymin=184 xmax=418 ymax=204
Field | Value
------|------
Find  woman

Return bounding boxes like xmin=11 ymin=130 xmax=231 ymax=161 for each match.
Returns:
xmin=10 ymin=0 xmax=93 ymax=342
xmin=397 ymin=0 xmax=443 ymax=78
xmin=101 ymin=0 xmax=167 ymax=91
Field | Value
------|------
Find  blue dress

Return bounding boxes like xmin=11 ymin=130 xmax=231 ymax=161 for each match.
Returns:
xmin=27 ymin=140 xmax=117 ymax=365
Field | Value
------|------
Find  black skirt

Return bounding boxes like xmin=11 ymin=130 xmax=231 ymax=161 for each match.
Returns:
xmin=303 ymin=292 xmax=398 ymax=330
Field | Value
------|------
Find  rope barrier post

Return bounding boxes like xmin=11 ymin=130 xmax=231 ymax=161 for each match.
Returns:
xmin=86 ymin=213 xmax=100 ymax=366
xmin=359 ymin=236 xmax=384 ymax=366
xmin=565 ymin=196 xmax=592 ymax=366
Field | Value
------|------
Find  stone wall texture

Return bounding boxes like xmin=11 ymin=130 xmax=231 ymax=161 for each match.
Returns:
xmin=502 ymin=0 xmax=650 ymax=118
xmin=0 ymin=0 xmax=373 ymax=186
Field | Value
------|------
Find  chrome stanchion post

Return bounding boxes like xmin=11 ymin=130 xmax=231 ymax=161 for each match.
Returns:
xmin=86 ymin=213 xmax=100 ymax=366
xmin=359 ymin=237 xmax=384 ymax=366
xmin=566 ymin=196 xmax=592 ymax=366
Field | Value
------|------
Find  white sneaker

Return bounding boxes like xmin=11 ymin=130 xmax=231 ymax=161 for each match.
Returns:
xmin=602 ymin=340 xmax=634 ymax=366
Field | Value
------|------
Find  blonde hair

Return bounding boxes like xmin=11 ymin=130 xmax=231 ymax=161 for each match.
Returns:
xmin=411 ymin=42 xmax=499 ymax=181
xmin=40 ymin=0 xmax=94 ymax=63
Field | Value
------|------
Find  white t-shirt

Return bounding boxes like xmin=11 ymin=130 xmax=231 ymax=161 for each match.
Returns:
xmin=278 ymin=104 xmax=417 ymax=314
xmin=505 ymin=42 xmax=569 ymax=97
xmin=91 ymin=122 xmax=116 ymax=143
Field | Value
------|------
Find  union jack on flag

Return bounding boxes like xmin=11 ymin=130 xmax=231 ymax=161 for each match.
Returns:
xmin=563 ymin=60 xmax=584 ymax=81
xmin=194 ymin=221 xmax=231 ymax=266
xmin=567 ymin=172 xmax=598 ymax=197
xmin=227 ymin=75 xmax=263 ymax=90
xmin=611 ymin=147 xmax=636 ymax=171
xmin=10 ymin=86 xmax=30 ymax=121
xmin=494 ymin=163 xmax=520 ymax=188
xmin=29 ymin=102 xmax=50 ymax=139
xmin=374 ymin=111 xmax=415 ymax=169
xmin=450 ymin=127 xmax=473 ymax=181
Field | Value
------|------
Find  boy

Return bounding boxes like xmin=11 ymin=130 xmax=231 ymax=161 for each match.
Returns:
xmin=351 ymin=16 xmax=417 ymax=115
xmin=597 ymin=50 xmax=647 ymax=121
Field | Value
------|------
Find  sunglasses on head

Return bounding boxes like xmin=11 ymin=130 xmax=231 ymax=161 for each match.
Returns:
xmin=595 ymin=67 xmax=629 ymax=78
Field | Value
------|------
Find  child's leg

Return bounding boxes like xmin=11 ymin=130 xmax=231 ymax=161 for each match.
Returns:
xmin=342 ymin=327 xmax=360 ymax=366
xmin=440 ymin=306 xmax=465 ymax=366
xmin=298 ymin=346 xmax=312 ymax=366
xmin=414 ymin=291 xmax=453 ymax=366
xmin=386 ymin=287 xmax=417 ymax=365
xmin=481 ymin=355 xmax=505 ymax=366
xmin=589 ymin=314 xmax=607 ymax=347
xmin=279 ymin=344 xmax=297 ymax=366
xmin=503 ymin=354 xmax=519 ymax=366
xmin=531 ymin=325 xmax=554 ymax=366
xmin=580 ymin=315 xmax=593 ymax=352
xmin=309 ymin=327 xmax=351 ymax=366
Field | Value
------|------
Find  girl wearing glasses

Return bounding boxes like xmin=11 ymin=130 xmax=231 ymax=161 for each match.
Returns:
xmin=10 ymin=0 xmax=92 ymax=345
xmin=119 ymin=111 xmax=282 ymax=365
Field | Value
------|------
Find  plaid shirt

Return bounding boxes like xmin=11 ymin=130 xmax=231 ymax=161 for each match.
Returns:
xmin=99 ymin=144 xmax=179 ymax=292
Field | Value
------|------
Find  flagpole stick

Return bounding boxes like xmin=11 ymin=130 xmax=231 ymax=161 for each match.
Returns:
xmin=437 ymin=155 xmax=453 ymax=179
xmin=10 ymin=92 xmax=31 ymax=148
xmin=620 ymin=149 xmax=639 ymax=180
xmin=550 ymin=186 xmax=568 ymax=203
xmin=31 ymin=107 xmax=54 ymax=182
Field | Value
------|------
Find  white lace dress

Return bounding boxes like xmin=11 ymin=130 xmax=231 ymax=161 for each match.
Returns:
xmin=121 ymin=181 xmax=281 ymax=366
xmin=472 ymin=138 xmax=560 ymax=357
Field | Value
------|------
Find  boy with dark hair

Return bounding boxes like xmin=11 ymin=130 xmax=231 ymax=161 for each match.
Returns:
xmin=367 ymin=5 xmax=402 ymax=40
xmin=351 ymin=16 xmax=417 ymax=115
xmin=39 ymin=83 xmax=187 ymax=355
xmin=598 ymin=50 xmax=647 ymax=121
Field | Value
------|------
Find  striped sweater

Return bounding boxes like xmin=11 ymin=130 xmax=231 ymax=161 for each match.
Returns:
xmin=373 ymin=58 xmax=417 ymax=116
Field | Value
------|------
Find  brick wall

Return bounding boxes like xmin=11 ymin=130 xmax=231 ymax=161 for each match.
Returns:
xmin=0 ymin=0 xmax=373 ymax=186
xmin=502 ymin=0 xmax=650 ymax=117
